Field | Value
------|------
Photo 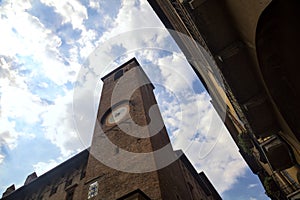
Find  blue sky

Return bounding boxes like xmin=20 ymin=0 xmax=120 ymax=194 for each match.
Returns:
xmin=0 ymin=0 xmax=269 ymax=199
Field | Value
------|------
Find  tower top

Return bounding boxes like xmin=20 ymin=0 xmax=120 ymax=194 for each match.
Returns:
xmin=100 ymin=57 xmax=154 ymax=90
xmin=101 ymin=57 xmax=139 ymax=81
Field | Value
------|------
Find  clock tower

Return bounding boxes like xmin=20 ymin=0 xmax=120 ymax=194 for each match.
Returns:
xmin=81 ymin=58 xmax=220 ymax=200
xmin=0 ymin=58 xmax=221 ymax=200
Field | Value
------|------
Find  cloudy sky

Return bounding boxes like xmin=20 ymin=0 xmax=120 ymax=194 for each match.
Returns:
xmin=0 ymin=0 xmax=269 ymax=199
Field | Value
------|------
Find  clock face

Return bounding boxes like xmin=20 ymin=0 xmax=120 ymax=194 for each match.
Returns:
xmin=106 ymin=105 xmax=129 ymax=125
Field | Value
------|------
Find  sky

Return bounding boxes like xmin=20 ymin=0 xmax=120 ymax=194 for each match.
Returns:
xmin=0 ymin=0 xmax=269 ymax=199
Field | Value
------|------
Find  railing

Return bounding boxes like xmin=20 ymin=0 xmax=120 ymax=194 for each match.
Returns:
xmin=170 ymin=0 xmax=208 ymax=51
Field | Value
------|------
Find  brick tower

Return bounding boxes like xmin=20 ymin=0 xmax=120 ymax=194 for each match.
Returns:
xmin=81 ymin=58 xmax=221 ymax=200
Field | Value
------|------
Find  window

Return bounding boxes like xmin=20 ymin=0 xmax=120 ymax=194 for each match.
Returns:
xmin=188 ymin=182 xmax=196 ymax=199
xmin=65 ymin=178 xmax=73 ymax=188
xmin=65 ymin=188 xmax=74 ymax=200
xmin=188 ymin=182 xmax=193 ymax=191
xmin=115 ymin=147 xmax=119 ymax=154
xmin=114 ymin=69 xmax=123 ymax=81
xmin=88 ymin=181 xmax=98 ymax=199
xmin=80 ymin=169 xmax=86 ymax=180
xmin=50 ymin=185 xmax=57 ymax=196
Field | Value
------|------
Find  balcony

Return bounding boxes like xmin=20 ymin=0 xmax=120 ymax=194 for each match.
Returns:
xmin=261 ymin=136 xmax=294 ymax=171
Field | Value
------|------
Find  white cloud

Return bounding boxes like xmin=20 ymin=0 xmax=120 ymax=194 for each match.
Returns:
xmin=0 ymin=5 xmax=61 ymax=57
xmin=100 ymin=0 xmax=163 ymax=40
xmin=1 ymin=86 xmax=45 ymax=124
xmin=0 ymin=58 xmax=40 ymax=152
xmin=0 ymin=119 xmax=19 ymax=150
xmin=0 ymin=0 xmax=84 ymax=159
xmin=172 ymin=96 xmax=247 ymax=194
xmin=248 ymin=183 xmax=258 ymax=189
xmin=40 ymin=0 xmax=88 ymax=30
xmin=250 ymin=197 xmax=258 ymax=200
xmin=0 ymin=154 xmax=4 ymax=164
xmin=96 ymin=0 xmax=167 ymax=56
xmin=41 ymin=91 xmax=86 ymax=157
xmin=156 ymin=89 xmax=247 ymax=194
xmin=78 ymin=29 xmax=98 ymax=59
xmin=33 ymin=159 xmax=60 ymax=176
xmin=89 ymin=0 xmax=100 ymax=10
xmin=158 ymin=52 xmax=197 ymax=94
xmin=0 ymin=1 xmax=79 ymax=86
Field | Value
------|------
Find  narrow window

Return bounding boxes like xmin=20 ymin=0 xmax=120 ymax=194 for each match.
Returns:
xmin=80 ymin=169 xmax=86 ymax=180
xmin=66 ymin=188 xmax=75 ymax=200
xmin=88 ymin=181 xmax=98 ymax=199
xmin=188 ymin=182 xmax=193 ymax=191
xmin=188 ymin=182 xmax=196 ymax=199
xmin=115 ymin=147 xmax=119 ymax=154
xmin=50 ymin=186 xmax=57 ymax=196
xmin=114 ymin=69 xmax=123 ymax=81
xmin=65 ymin=178 xmax=73 ymax=188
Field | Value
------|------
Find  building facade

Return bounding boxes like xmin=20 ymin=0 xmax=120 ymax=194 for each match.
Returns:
xmin=1 ymin=58 xmax=221 ymax=200
xmin=146 ymin=0 xmax=300 ymax=199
